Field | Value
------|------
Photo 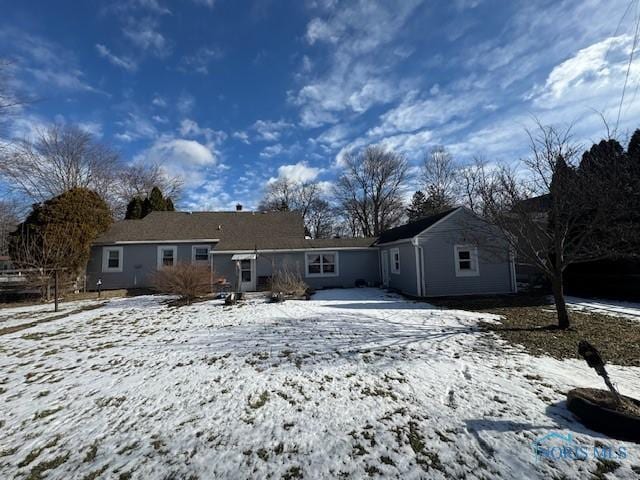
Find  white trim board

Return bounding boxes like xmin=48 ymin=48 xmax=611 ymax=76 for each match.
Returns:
xmin=211 ymin=246 xmax=375 ymax=254
xmin=96 ymin=239 xmax=220 ymax=245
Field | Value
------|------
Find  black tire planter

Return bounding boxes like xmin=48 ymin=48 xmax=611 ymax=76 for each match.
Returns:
xmin=567 ymin=388 xmax=640 ymax=443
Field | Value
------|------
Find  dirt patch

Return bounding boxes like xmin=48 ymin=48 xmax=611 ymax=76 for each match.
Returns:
xmin=572 ymin=388 xmax=640 ymax=417
xmin=429 ymin=294 xmax=640 ymax=366
xmin=466 ymin=303 xmax=640 ymax=367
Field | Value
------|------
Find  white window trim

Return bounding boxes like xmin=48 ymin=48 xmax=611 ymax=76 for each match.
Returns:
xmin=157 ymin=245 xmax=178 ymax=269
xmin=454 ymin=245 xmax=479 ymax=277
xmin=304 ymin=251 xmax=339 ymax=278
xmin=102 ymin=246 xmax=123 ymax=273
xmin=390 ymin=248 xmax=401 ymax=274
xmin=191 ymin=244 xmax=210 ymax=264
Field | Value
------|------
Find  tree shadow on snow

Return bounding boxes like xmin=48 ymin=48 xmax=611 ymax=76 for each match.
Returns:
xmin=182 ymin=310 xmax=480 ymax=365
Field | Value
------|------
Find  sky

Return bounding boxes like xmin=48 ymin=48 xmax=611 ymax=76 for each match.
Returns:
xmin=1 ymin=0 xmax=639 ymax=211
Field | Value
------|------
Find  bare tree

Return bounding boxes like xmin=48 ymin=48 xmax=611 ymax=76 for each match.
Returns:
xmin=477 ymin=122 xmax=638 ymax=328
xmin=334 ymin=146 xmax=408 ymax=237
xmin=420 ymin=146 xmax=458 ymax=211
xmin=114 ymin=163 xmax=183 ymax=215
xmin=0 ymin=199 xmax=19 ymax=256
xmin=9 ymin=223 xmax=81 ymax=311
xmin=457 ymin=156 xmax=487 ymax=214
xmin=258 ymin=178 xmax=330 ymax=236
xmin=306 ymin=198 xmax=335 ymax=239
xmin=0 ymin=124 xmax=121 ymax=204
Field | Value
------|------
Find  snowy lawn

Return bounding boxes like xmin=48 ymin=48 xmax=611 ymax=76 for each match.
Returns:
xmin=565 ymin=296 xmax=640 ymax=322
xmin=1 ymin=288 xmax=639 ymax=479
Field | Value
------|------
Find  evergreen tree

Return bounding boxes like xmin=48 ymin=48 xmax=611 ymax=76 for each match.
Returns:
xmin=628 ymin=129 xmax=640 ymax=162
xmin=125 ymin=196 xmax=144 ymax=219
xmin=406 ymin=191 xmax=429 ymax=222
xmin=141 ymin=197 xmax=153 ymax=218
xmin=148 ymin=187 xmax=167 ymax=211
xmin=165 ymin=197 xmax=175 ymax=211
xmin=9 ymin=188 xmax=112 ymax=276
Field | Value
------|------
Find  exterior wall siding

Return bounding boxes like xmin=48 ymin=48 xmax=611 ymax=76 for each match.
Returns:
xmin=378 ymin=241 xmax=418 ymax=296
xmin=214 ymin=249 xmax=380 ymax=290
xmin=86 ymin=242 xmax=217 ymax=290
xmin=418 ymin=209 xmax=514 ymax=296
xmin=88 ymin=244 xmax=380 ymax=291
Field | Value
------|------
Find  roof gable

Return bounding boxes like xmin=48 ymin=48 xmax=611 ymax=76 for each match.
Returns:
xmin=376 ymin=207 xmax=460 ymax=244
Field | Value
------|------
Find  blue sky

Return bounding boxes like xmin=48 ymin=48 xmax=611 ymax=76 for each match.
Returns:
xmin=1 ymin=0 xmax=639 ymax=210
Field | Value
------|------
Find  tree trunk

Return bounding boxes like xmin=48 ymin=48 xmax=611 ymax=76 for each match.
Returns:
xmin=551 ymin=274 xmax=570 ymax=329
xmin=54 ymin=270 xmax=59 ymax=313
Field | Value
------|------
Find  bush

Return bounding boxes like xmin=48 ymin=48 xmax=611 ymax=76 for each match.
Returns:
xmin=270 ymin=265 xmax=308 ymax=297
xmin=151 ymin=263 xmax=211 ymax=304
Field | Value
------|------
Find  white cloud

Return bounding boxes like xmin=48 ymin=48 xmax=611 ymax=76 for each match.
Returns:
xmin=0 ymin=26 xmax=101 ymax=94
xmin=135 ymin=137 xmax=217 ymax=188
xmin=178 ymin=118 xmax=227 ymax=148
xmin=259 ymin=144 xmax=284 ymax=158
xmin=232 ymin=131 xmax=250 ymax=144
xmin=152 ymin=95 xmax=167 ymax=107
xmin=269 ymin=162 xmax=322 ymax=183
xmin=123 ymin=17 xmax=170 ymax=57
xmin=253 ymin=119 xmax=293 ymax=141
xmin=177 ymin=92 xmax=195 ymax=114
xmin=179 ymin=46 xmax=223 ymax=74
xmin=191 ymin=0 xmax=216 ymax=9
xmin=95 ymin=44 xmax=138 ymax=72
xmin=78 ymin=121 xmax=103 ymax=138
xmin=115 ymin=112 xmax=158 ymax=142
xmin=293 ymin=1 xmax=423 ymax=127
xmin=531 ymin=35 xmax=635 ymax=105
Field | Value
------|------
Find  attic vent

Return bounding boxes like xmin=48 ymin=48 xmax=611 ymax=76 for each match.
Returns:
xmin=217 ymin=225 xmax=223 ymax=231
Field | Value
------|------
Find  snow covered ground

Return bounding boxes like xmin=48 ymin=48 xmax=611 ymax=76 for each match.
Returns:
xmin=566 ymin=296 xmax=640 ymax=322
xmin=1 ymin=288 xmax=638 ymax=479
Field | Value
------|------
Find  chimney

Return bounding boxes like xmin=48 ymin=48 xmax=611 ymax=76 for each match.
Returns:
xmin=236 ymin=203 xmax=243 ymax=211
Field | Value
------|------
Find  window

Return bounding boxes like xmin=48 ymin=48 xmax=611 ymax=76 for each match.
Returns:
xmin=305 ymin=252 xmax=338 ymax=277
xmin=102 ymin=247 xmax=123 ymax=273
xmin=157 ymin=246 xmax=177 ymax=269
xmin=192 ymin=245 xmax=210 ymax=263
xmin=454 ymin=245 xmax=479 ymax=277
xmin=240 ymin=259 xmax=252 ymax=282
xmin=390 ymin=248 xmax=400 ymax=274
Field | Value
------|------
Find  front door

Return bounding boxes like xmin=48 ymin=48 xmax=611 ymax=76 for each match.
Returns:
xmin=381 ymin=250 xmax=389 ymax=287
xmin=238 ymin=259 xmax=256 ymax=292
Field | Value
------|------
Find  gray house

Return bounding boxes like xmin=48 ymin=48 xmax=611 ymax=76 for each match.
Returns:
xmin=87 ymin=207 xmax=516 ymax=297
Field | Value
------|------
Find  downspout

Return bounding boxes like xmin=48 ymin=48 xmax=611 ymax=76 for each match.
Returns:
xmin=412 ymin=237 xmax=422 ymax=297
xmin=509 ymin=248 xmax=518 ymax=293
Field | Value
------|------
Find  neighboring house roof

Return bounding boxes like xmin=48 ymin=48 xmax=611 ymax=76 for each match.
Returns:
xmin=94 ymin=211 xmax=376 ymax=251
xmin=515 ymin=194 xmax=551 ymax=213
xmin=375 ymin=207 xmax=460 ymax=245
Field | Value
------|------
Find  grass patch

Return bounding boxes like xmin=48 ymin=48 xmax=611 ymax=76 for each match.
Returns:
xmin=26 ymin=452 xmax=70 ymax=480
xmin=1 ymin=303 xmax=104 ymax=336
xmin=82 ymin=465 xmax=109 ymax=480
xmin=592 ymin=459 xmax=620 ymax=480
xmin=434 ymin=296 xmax=640 ymax=366
xmin=248 ymin=391 xmax=269 ymax=409
xmin=84 ymin=443 xmax=98 ymax=463
xmin=282 ymin=466 xmax=303 ymax=480
xmin=33 ymin=406 xmax=63 ymax=420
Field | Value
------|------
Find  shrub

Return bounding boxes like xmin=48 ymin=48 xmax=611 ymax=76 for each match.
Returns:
xmin=151 ymin=263 xmax=211 ymax=304
xmin=270 ymin=265 xmax=308 ymax=297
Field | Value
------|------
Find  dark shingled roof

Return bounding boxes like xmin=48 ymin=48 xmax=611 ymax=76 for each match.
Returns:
xmin=94 ymin=211 xmax=376 ymax=251
xmin=375 ymin=207 xmax=460 ymax=245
